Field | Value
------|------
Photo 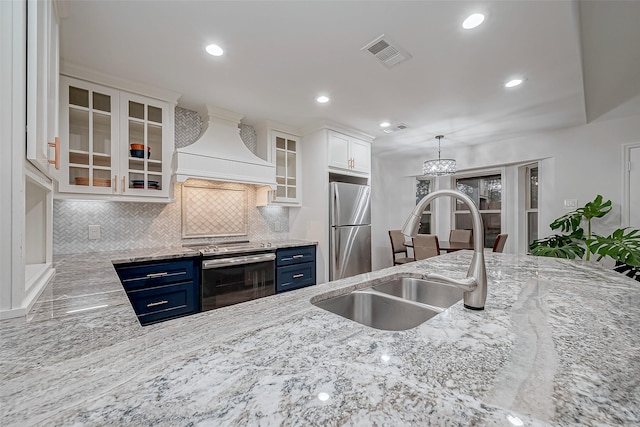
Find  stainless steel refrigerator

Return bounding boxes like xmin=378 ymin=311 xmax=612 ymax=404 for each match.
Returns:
xmin=330 ymin=182 xmax=372 ymax=281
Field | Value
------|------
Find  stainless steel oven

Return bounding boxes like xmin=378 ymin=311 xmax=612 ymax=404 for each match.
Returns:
xmin=201 ymin=250 xmax=276 ymax=311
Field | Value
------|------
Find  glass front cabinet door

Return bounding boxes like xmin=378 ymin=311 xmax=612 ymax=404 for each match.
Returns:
xmin=120 ymin=93 xmax=170 ymax=196
xmin=59 ymin=76 xmax=172 ymax=199
xmin=273 ymin=131 xmax=300 ymax=204
xmin=59 ymin=76 xmax=119 ymax=194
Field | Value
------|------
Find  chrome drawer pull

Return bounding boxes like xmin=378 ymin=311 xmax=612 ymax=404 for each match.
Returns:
xmin=293 ymin=274 xmax=304 ymax=278
xmin=292 ymin=255 xmax=305 ymax=259
xmin=146 ymin=272 xmax=169 ymax=278
xmin=147 ymin=300 xmax=168 ymax=308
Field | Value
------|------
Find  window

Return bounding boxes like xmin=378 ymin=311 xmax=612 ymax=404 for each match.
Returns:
xmin=455 ymin=174 xmax=502 ymax=248
xmin=416 ymin=178 xmax=433 ymax=234
xmin=526 ymin=164 xmax=539 ymax=248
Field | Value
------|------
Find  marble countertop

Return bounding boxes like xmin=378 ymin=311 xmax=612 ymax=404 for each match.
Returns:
xmin=1 ymin=249 xmax=639 ymax=426
xmin=109 ymin=239 xmax=318 ymax=264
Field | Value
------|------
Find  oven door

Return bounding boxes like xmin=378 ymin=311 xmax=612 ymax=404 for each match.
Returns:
xmin=201 ymin=252 xmax=276 ymax=311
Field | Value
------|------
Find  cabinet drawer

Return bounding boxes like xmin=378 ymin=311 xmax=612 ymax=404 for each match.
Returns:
xmin=115 ymin=259 xmax=195 ymax=291
xmin=276 ymin=262 xmax=316 ymax=293
xmin=276 ymin=246 xmax=316 ymax=267
xmin=127 ymin=281 xmax=198 ymax=325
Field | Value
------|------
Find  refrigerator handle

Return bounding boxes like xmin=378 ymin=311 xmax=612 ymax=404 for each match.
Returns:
xmin=331 ymin=183 xmax=340 ymax=226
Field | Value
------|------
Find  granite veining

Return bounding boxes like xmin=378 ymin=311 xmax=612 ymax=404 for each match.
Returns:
xmin=1 ymin=251 xmax=639 ymax=426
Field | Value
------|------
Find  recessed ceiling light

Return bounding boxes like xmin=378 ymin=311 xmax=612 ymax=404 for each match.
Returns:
xmin=205 ymin=44 xmax=224 ymax=56
xmin=462 ymin=13 xmax=485 ymax=29
xmin=505 ymin=78 xmax=524 ymax=88
xmin=380 ymin=122 xmax=391 ymax=128
xmin=316 ymin=95 xmax=330 ymax=103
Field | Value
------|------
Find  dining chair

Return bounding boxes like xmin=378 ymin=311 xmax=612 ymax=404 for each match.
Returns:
xmin=492 ymin=233 xmax=508 ymax=252
xmin=449 ymin=229 xmax=473 ymax=243
xmin=412 ymin=234 xmax=441 ymax=260
xmin=388 ymin=230 xmax=413 ymax=265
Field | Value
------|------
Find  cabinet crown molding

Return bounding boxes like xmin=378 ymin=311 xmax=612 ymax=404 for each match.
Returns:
xmin=60 ymin=62 xmax=181 ymax=104
xmin=302 ymin=120 xmax=374 ymax=143
xmin=252 ymin=120 xmax=302 ymax=137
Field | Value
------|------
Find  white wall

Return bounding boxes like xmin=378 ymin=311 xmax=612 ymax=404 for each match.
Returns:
xmin=370 ymin=155 xmax=416 ymax=270
xmin=1 ymin=0 xmax=27 ymax=317
xmin=371 ymin=113 xmax=640 ymax=271
xmin=454 ymin=114 xmax=639 ymax=235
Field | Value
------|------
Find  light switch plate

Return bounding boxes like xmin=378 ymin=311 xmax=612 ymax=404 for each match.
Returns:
xmin=564 ymin=199 xmax=578 ymax=209
xmin=88 ymin=225 xmax=101 ymax=240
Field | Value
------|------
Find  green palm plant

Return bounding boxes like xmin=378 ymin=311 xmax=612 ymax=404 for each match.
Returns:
xmin=588 ymin=228 xmax=640 ymax=267
xmin=530 ymin=195 xmax=640 ymax=281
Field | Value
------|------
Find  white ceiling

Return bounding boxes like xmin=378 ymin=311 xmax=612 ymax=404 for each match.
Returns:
xmin=58 ymin=1 xmax=640 ymax=158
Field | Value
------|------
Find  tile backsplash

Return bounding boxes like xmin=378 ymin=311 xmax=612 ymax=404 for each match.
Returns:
xmin=53 ymin=107 xmax=288 ymax=255
xmin=53 ymin=183 xmax=289 ymax=254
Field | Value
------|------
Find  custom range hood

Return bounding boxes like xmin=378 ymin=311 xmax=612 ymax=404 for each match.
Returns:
xmin=174 ymin=105 xmax=276 ymax=188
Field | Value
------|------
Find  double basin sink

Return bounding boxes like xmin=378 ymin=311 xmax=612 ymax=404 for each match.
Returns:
xmin=313 ymin=277 xmax=464 ymax=331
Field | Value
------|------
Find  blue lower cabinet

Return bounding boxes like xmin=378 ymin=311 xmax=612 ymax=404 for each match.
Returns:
xmin=114 ymin=257 xmax=200 ymax=325
xmin=115 ymin=260 xmax=194 ymax=291
xmin=276 ymin=262 xmax=316 ymax=293
xmin=276 ymin=245 xmax=316 ymax=293
xmin=276 ymin=246 xmax=316 ymax=266
xmin=127 ymin=281 xmax=197 ymax=325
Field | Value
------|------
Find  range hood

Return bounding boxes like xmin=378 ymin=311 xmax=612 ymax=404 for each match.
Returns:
xmin=174 ymin=105 xmax=276 ymax=188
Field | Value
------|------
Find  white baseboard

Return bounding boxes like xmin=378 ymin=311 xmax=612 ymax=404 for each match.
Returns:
xmin=0 ymin=265 xmax=55 ymax=321
xmin=0 ymin=306 xmax=26 ymax=320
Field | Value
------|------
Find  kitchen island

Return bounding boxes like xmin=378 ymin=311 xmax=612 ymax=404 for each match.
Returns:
xmin=1 ymin=250 xmax=638 ymax=425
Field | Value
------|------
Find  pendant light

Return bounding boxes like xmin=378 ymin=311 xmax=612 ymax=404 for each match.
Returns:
xmin=422 ymin=135 xmax=456 ymax=176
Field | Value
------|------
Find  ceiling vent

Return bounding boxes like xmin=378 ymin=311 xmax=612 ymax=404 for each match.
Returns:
xmin=362 ymin=35 xmax=412 ymax=69
xmin=382 ymin=123 xmax=409 ymax=134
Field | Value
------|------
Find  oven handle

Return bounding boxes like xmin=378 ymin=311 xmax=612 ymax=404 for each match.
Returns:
xmin=202 ymin=253 xmax=276 ymax=269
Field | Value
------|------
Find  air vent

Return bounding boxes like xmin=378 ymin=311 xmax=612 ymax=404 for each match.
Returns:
xmin=382 ymin=123 xmax=409 ymax=134
xmin=362 ymin=35 xmax=412 ymax=69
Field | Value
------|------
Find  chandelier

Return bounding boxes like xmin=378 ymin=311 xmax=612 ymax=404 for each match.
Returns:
xmin=422 ymin=135 xmax=456 ymax=176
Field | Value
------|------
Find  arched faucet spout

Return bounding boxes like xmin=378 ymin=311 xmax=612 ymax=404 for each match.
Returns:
xmin=401 ymin=189 xmax=487 ymax=310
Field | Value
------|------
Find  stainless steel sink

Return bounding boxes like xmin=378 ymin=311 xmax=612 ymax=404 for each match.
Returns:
xmin=372 ymin=278 xmax=463 ymax=310
xmin=312 ymin=277 xmax=464 ymax=331
xmin=313 ymin=290 xmax=440 ymax=331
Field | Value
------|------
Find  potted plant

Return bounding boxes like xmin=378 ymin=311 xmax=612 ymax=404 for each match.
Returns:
xmin=530 ymin=195 xmax=640 ymax=281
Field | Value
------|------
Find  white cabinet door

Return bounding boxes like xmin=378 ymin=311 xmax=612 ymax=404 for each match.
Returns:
xmin=350 ymin=137 xmax=371 ymax=174
xmin=255 ymin=125 xmax=302 ymax=207
xmin=328 ymin=131 xmax=350 ymax=170
xmin=26 ymin=0 xmax=59 ymax=177
xmin=272 ymin=131 xmax=301 ymax=204
xmin=630 ymin=146 xmax=640 ymax=228
xmin=119 ymin=92 xmax=172 ymax=198
xmin=59 ymin=77 xmax=120 ymax=195
xmin=327 ymin=130 xmax=371 ymax=175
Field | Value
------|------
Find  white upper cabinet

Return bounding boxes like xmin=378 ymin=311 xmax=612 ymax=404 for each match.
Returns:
xmin=328 ymin=131 xmax=350 ymax=170
xmin=26 ymin=0 xmax=60 ymax=177
xmin=256 ymin=122 xmax=302 ymax=206
xmin=58 ymin=75 xmax=176 ymax=201
xmin=272 ymin=131 xmax=301 ymax=204
xmin=59 ymin=77 xmax=119 ymax=195
xmin=327 ymin=130 xmax=371 ymax=175
xmin=119 ymin=92 xmax=173 ymax=197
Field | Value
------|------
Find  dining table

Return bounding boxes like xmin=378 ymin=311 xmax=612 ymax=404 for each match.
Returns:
xmin=438 ymin=241 xmax=475 ymax=252
xmin=404 ymin=239 xmax=474 ymax=253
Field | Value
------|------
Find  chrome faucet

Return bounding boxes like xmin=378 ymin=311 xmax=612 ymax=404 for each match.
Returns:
xmin=401 ymin=189 xmax=487 ymax=310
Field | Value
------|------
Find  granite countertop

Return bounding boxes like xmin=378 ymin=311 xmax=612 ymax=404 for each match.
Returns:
xmin=1 ymin=249 xmax=639 ymax=425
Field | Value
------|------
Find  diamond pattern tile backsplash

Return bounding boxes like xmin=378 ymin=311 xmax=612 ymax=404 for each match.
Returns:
xmin=53 ymin=108 xmax=289 ymax=255
xmin=182 ymin=182 xmax=248 ymax=237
